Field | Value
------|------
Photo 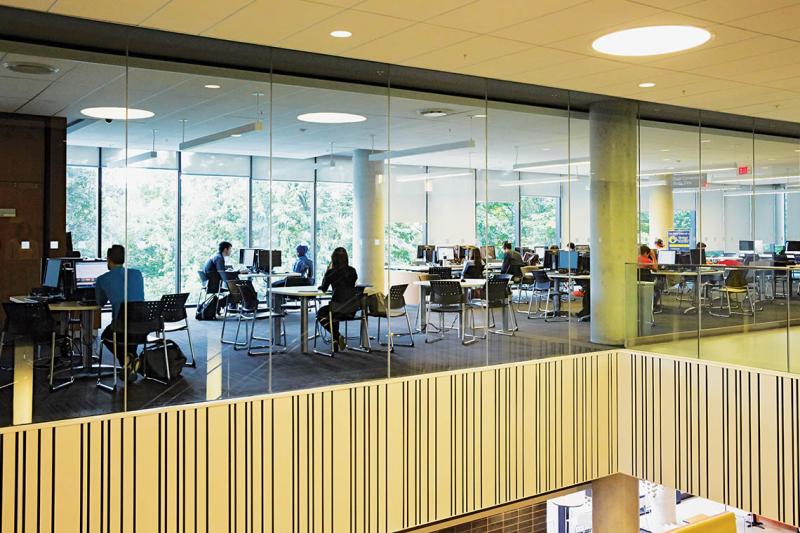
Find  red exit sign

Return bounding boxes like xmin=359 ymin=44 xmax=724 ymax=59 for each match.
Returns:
xmin=738 ymin=165 xmax=750 ymax=175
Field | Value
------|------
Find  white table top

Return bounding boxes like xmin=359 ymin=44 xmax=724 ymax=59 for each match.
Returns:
xmin=548 ymin=272 xmax=590 ymax=280
xmin=239 ymin=271 xmax=301 ymax=279
xmin=269 ymin=286 xmax=327 ymax=297
xmin=10 ymin=296 xmax=101 ymax=311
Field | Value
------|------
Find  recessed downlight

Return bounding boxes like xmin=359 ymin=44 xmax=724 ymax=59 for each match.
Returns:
xmin=592 ymin=25 xmax=711 ymax=56
xmin=81 ymin=107 xmax=154 ymax=120
xmin=204 ymin=84 xmax=221 ymax=89
xmin=297 ymin=112 xmax=366 ymax=124
xmin=639 ymin=82 xmax=656 ymax=88
xmin=330 ymin=30 xmax=352 ymax=38
xmin=418 ymin=108 xmax=452 ymax=117
xmin=3 ymin=61 xmax=59 ymax=75
xmin=472 ymin=113 xmax=487 ymax=118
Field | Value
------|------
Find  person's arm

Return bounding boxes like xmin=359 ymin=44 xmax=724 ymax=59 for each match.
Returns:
xmin=306 ymin=259 xmax=314 ymax=280
xmin=501 ymin=254 xmax=511 ymax=274
xmin=318 ymin=269 xmax=331 ymax=292
xmin=95 ymin=277 xmax=109 ymax=308
xmin=461 ymin=260 xmax=470 ymax=278
xmin=214 ymin=254 xmax=229 ymax=282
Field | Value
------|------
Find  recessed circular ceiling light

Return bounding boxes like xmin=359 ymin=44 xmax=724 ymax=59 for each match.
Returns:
xmin=330 ymin=30 xmax=352 ymax=38
xmin=3 ymin=61 xmax=59 ymax=75
xmin=297 ymin=112 xmax=366 ymax=124
xmin=592 ymin=25 xmax=711 ymax=56
xmin=204 ymin=84 xmax=221 ymax=89
xmin=639 ymin=82 xmax=656 ymax=88
xmin=231 ymin=134 xmax=242 ymax=137
xmin=81 ymin=107 xmax=154 ymax=120
xmin=418 ymin=108 xmax=452 ymax=117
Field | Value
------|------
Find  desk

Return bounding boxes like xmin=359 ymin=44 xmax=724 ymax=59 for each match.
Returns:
xmin=269 ymin=287 xmax=327 ymax=354
xmin=414 ymin=279 xmax=487 ymax=343
xmin=238 ymin=271 xmax=300 ymax=280
xmin=546 ymin=273 xmax=590 ymax=319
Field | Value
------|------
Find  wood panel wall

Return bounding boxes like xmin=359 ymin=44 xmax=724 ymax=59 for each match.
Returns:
xmin=0 ymin=112 xmax=66 ymax=315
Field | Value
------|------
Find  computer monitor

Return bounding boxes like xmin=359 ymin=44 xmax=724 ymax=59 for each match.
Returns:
xmin=690 ymin=248 xmax=706 ymax=265
xmin=437 ymin=247 xmax=455 ymax=262
xmin=417 ymin=245 xmax=435 ymax=262
xmin=578 ymin=253 xmax=590 ymax=273
xmin=738 ymin=240 xmax=755 ymax=253
xmin=657 ymin=249 xmax=676 ymax=265
xmin=240 ymin=248 xmax=257 ymax=268
xmin=522 ymin=251 xmax=534 ymax=264
xmin=786 ymin=241 xmax=800 ymax=253
xmin=42 ymin=258 xmax=61 ymax=288
xmin=558 ymin=250 xmax=578 ymax=271
xmin=534 ymin=247 xmax=546 ymax=259
xmin=575 ymin=244 xmax=590 ymax=253
xmin=256 ymin=249 xmax=281 ymax=272
xmin=480 ymin=245 xmax=496 ymax=260
xmin=74 ymin=260 xmax=109 ymax=290
xmin=543 ymin=250 xmax=556 ymax=270
xmin=458 ymin=246 xmax=474 ymax=260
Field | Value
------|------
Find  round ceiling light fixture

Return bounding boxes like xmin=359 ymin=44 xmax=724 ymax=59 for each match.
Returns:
xmin=297 ymin=112 xmax=366 ymax=124
xmin=330 ymin=30 xmax=352 ymax=38
xmin=80 ymin=107 xmax=155 ymax=120
xmin=418 ymin=108 xmax=452 ymax=117
xmin=3 ymin=61 xmax=60 ymax=75
xmin=592 ymin=25 xmax=711 ymax=56
xmin=639 ymin=82 xmax=656 ymax=88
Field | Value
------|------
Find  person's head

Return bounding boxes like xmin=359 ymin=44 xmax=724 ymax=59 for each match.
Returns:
xmin=471 ymin=247 xmax=482 ymax=263
xmin=296 ymin=244 xmax=309 ymax=258
xmin=568 ymin=242 xmax=576 ymax=251
xmin=218 ymin=241 xmax=233 ymax=257
xmin=639 ymin=244 xmax=651 ymax=257
xmin=502 ymin=241 xmax=513 ymax=252
xmin=549 ymin=244 xmax=559 ymax=253
xmin=531 ymin=253 xmax=540 ymax=266
xmin=106 ymin=244 xmax=125 ymax=268
xmin=330 ymin=247 xmax=349 ymax=269
xmin=654 ymin=238 xmax=664 ymax=248
xmin=696 ymin=241 xmax=707 ymax=249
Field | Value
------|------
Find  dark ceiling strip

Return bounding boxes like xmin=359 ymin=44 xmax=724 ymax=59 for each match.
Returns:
xmin=0 ymin=5 xmax=798 ymax=138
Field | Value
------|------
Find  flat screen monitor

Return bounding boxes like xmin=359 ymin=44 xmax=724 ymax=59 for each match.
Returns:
xmin=417 ymin=245 xmax=435 ymax=262
xmin=257 ymin=249 xmax=281 ymax=271
xmin=657 ymin=249 xmax=676 ymax=265
xmin=575 ymin=244 xmax=590 ymax=253
xmin=690 ymin=248 xmax=706 ymax=265
xmin=240 ymin=248 xmax=257 ymax=268
xmin=43 ymin=258 xmax=61 ymax=288
xmin=786 ymin=241 xmax=800 ymax=253
xmin=437 ymin=247 xmax=455 ymax=261
xmin=74 ymin=260 xmax=109 ymax=290
xmin=738 ymin=240 xmax=755 ymax=253
xmin=543 ymin=250 xmax=555 ymax=270
xmin=534 ymin=247 xmax=546 ymax=258
xmin=480 ymin=245 xmax=496 ymax=260
xmin=522 ymin=251 xmax=534 ymax=264
xmin=558 ymin=250 xmax=578 ymax=271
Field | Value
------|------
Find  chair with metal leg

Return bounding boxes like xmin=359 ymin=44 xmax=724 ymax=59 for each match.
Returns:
xmin=467 ymin=278 xmax=518 ymax=337
xmin=237 ymin=281 xmax=286 ymax=356
xmin=424 ymin=280 xmax=466 ymax=344
xmin=526 ymin=270 xmax=556 ymax=319
xmin=1 ymin=302 xmax=71 ymax=391
xmin=428 ymin=266 xmax=452 ymax=279
xmin=220 ymin=280 xmax=244 ymax=346
xmin=196 ymin=270 xmax=210 ymax=306
xmin=314 ymin=286 xmax=369 ymax=356
xmin=709 ymin=268 xmax=756 ymax=317
xmin=369 ymin=284 xmax=414 ymax=350
xmin=157 ymin=293 xmax=196 ymax=367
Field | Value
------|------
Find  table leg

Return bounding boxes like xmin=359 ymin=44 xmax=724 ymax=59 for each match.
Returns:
xmin=81 ymin=309 xmax=95 ymax=367
xmin=300 ymin=298 xmax=309 ymax=354
xmin=417 ymin=285 xmax=428 ymax=332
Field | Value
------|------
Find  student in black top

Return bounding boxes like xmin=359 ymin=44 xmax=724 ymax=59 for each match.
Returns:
xmin=316 ymin=247 xmax=358 ymax=352
xmin=461 ymin=247 xmax=485 ymax=279
xmin=500 ymin=241 xmax=524 ymax=281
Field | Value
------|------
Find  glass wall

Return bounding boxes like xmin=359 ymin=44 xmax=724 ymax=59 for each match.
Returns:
xmin=1 ymin=35 xmax=799 ymax=429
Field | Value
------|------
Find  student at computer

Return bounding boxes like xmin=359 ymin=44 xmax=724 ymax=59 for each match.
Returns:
xmin=567 ymin=242 xmax=576 ymax=251
xmin=273 ymin=244 xmax=314 ymax=288
xmin=204 ymin=241 xmax=235 ymax=294
xmin=654 ymin=238 xmax=665 ymax=250
xmin=461 ymin=247 xmax=485 ymax=279
xmin=638 ymin=244 xmax=657 ymax=267
xmin=316 ymin=247 xmax=358 ymax=352
xmin=95 ymin=244 xmax=144 ymax=382
xmin=500 ymin=241 xmax=524 ymax=281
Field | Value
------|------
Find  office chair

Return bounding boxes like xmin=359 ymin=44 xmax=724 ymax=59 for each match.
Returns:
xmin=709 ymin=268 xmax=756 ymax=317
xmin=235 ymin=281 xmax=286 ymax=356
xmin=467 ymin=278 xmax=518 ymax=337
xmin=515 ymin=265 xmax=538 ymax=309
xmin=314 ymin=286 xmax=370 ymax=356
xmin=424 ymin=280 xmax=466 ymax=344
xmin=196 ymin=270 xmax=209 ymax=306
xmin=526 ymin=270 xmax=557 ymax=319
xmin=220 ymin=280 xmax=244 ymax=346
xmin=155 ymin=293 xmax=196 ymax=367
xmin=428 ymin=266 xmax=452 ymax=280
xmin=1 ymin=302 xmax=72 ymax=391
xmin=369 ymin=284 xmax=414 ymax=350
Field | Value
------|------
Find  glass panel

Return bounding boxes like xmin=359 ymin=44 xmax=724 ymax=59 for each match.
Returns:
xmin=66 ymin=164 xmax=99 ymax=257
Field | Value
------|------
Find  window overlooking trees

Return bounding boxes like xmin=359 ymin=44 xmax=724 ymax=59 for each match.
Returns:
xmin=315 ymin=182 xmax=353 ymax=270
xmin=66 ymin=166 xmax=99 ymax=257
xmin=476 ymin=201 xmax=516 ymax=249
xmin=180 ymin=174 xmax=248 ymax=294
xmin=386 ymin=222 xmax=424 ymax=265
xmin=101 ymin=168 xmax=177 ymax=300
xmin=520 ymin=196 xmax=558 ymax=247
xmin=252 ymin=180 xmax=313 ymax=274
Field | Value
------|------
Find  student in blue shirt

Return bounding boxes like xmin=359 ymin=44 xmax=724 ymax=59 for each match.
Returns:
xmin=273 ymin=244 xmax=314 ymax=287
xmin=203 ymin=241 xmax=234 ymax=294
xmin=95 ymin=245 xmax=145 ymax=381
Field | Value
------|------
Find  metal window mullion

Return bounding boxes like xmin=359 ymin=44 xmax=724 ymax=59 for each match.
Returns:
xmin=176 ymin=150 xmax=182 ymax=293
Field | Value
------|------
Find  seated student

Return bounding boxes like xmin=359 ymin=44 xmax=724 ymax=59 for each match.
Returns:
xmin=638 ymin=244 xmax=657 ymax=267
xmin=204 ymin=241 xmax=235 ymax=294
xmin=567 ymin=242 xmax=576 ymax=251
xmin=95 ymin=245 xmax=144 ymax=382
xmin=500 ymin=241 xmax=524 ymax=281
xmin=461 ymin=247 xmax=485 ymax=279
xmin=273 ymin=244 xmax=314 ymax=288
xmin=316 ymin=247 xmax=358 ymax=352
xmin=654 ymin=238 xmax=665 ymax=250
xmin=637 ymin=244 xmax=663 ymax=309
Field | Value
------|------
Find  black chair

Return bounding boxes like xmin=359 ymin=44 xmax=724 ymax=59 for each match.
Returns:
xmin=314 ymin=286 xmax=370 ymax=356
xmin=196 ymin=270 xmax=209 ymax=306
xmin=526 ymin=270 xmax=556 ymax=319
xmin=156 ymin=293 xmax=196 ymax=367
xmin=428 ymin=266 xmax=453 ymax=279
xmin=98 ymin=300 xmax=167 ymax=390
xmin=369 ymin=284 xmax=414 ymax=350
xmin=220 ymin=280 xmax=244 ymax=346
xmin=468 ymin=278 xmax=518 ymax=336
xmin=1 ymin=302 xmax=71 ymax=391
xmin=236 ymin=281 xmax=286 ymax=356
xmin=424 ymin=280 xmax=466 ymax=344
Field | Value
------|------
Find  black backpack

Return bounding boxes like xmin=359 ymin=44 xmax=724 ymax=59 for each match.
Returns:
xmin=140 ymin=340 xmax=186 ymax=381
xmin=195 ymin=294 xmax=217 ymax=320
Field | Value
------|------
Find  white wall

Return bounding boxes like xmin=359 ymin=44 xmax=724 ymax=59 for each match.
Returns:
xmin=427 ymin=170 xmax=476 ymax=245
xmin=560 ymin=180 xmax=591 ymax=246
xmin=699 ymin=190 xmax=725 ymax=251
xmin=787 ymin=194 xmax=800 ymax=241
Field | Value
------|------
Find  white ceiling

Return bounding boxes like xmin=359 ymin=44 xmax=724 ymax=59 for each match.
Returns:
xmin=3 ymin=0 xmax=800 ymax=123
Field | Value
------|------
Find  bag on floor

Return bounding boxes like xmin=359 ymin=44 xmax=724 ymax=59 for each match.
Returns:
xmin=195 ymin=295 xmax=217 ymax=320
xmin=140 ymin=340 xmax=186 ymax=381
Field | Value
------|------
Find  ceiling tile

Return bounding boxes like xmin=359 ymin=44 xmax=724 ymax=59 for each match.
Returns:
xmin=50 ymin=0 xmax=168 ymax=24
xmin=202 ymin=0 xmax=342 ymax=45
xmin=514 ymin=56 xmax=627 ymax=86
xmin=343 ymin=23 xmax=476 ymax=64
xmin=694 ymin=46 xmax=800 ymax=79
xmin=276 ymin=9 xmax=415 ymax=54
xmin=674 ymin=0 xmax=800 ymax=23
xmin=647 ymin=33 xmax=788 ymax=71
xmin=628 ymin=0 xmax=697 ymax=8
xmin=352 ymin=0 xmax=474 ymax=22
xmin=0 ymin=76 xmax=50 ymax=97
xmin=140 ymin=0 xmax=254 ymax=34
xmin=428 ymin=0 xmax=589 ymax=35
xmin=0 ymin=0 xmax=56 ymax=8
xmin=464 ymin=47 xmax=584 ymax=79
xmin=727 ymin=3 xmax=800 ymax=34
xmin=401 ymin=35 xmax=531 ymax=71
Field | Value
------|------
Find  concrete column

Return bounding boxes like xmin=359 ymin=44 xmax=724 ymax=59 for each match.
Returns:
xmin=352 ymin=149 xmax=385 ymax=292
xmin=648 ymin=174 xmax=673 ymax=246
xmin=592 ymin=473 xmax=639 ymax=533
xmin=589 ymin=100 xmax=638 ymax=345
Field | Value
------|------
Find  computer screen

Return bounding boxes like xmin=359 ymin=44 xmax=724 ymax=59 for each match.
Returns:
xmin=74 ymin=261 xmax=109 ymax=289
xmin=657 ymin=249 xmax=676 ymax=265
xmin=534 ymin=247 xmax=546 ymax=258
xmin=437 ymin=247 xmax=455 ymax=261
xmin=690 ymin=248 xmax=706 ymax=265
xmin=738 ymin=240 xmax=755 ymax=253
xmin=786 ymin=241 xmax=800 ymax=252
xmin=417 ymin=245 xmax=435 ymax=262
xmin=480 ymin=245 xmax=496 ymax=260
xmin=575 ymin=244 xmax=590 ymax=253
xmin=257 ymin=249 xmax=282 ymax=271
xmin=43 ymin=258 xmax=61 ymax=288
xmin=558 ymin=250 xmax=578 ymax=270
xmin=240 ymin=248 xmax=256 ymax=268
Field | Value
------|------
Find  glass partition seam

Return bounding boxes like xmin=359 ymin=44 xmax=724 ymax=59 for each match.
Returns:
xmin=175 ymin=151 xmax=182 ymax=294
xmin=123 ymin=49 xmax=129 ymax=411
xmin=387 ymin=74 xmax=392 ymax=379
xmin=97 ymin=147 xmax=103 ymax=259
xmin=697 ymin=120 xmax=703 ymax=359
xmin=248 ymin=156 xmax=254 ymax=248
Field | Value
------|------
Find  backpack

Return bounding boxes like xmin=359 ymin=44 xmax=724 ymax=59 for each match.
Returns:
xmin=195 ymin=294 xmax=217 ymax=320
xmin=140 ymin=340 xmax=186 ymax=381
